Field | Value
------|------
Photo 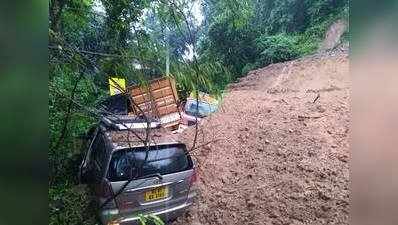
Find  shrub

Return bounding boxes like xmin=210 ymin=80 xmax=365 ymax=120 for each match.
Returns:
xmin=255 ymin=34 xmax=301 ymax=67
xmin=49 ymin=184 xmax=96 ymax=225
xmin=296 ymin=33 xmax=319 ymax=55
xmin=241 ymin=63 xmax=258 ymax=76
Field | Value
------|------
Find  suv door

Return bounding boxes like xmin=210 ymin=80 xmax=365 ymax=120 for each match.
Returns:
xmin=90 ymin=134 xmax=109 ymax=195
xmin=79 ymin=128 xmax=99 ymax=184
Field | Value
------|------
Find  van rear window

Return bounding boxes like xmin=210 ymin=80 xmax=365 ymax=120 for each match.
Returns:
xmin=107 ymin=144 xmax=192 ymax=182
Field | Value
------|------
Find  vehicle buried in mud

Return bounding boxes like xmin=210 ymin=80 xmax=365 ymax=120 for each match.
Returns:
xmin=180 ymin=92 xmax=220 ymax=126
xmin=100 ymin=84 xmax=220 ymax=131
xmin=78 ymin=118 xmax=197 ymax=225
xmin=180 ymin=98 xmax=218 ymax=126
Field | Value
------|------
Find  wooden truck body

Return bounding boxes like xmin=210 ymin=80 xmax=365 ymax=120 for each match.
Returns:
xmin=128 ymin=77 xmax=181 ymax=128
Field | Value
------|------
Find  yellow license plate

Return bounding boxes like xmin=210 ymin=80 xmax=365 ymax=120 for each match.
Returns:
xmin=144 ymin=186 xmax=168 ymax=201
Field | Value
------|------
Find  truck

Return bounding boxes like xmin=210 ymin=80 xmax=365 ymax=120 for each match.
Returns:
xmin=101 ymin=77 xmax=182 ymax=130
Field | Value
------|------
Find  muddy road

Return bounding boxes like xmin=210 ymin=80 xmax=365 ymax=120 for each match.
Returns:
xmin=173 ymin=48 xmax=350 ymax=225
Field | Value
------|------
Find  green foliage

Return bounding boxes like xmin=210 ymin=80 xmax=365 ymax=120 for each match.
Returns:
xmin=241 ymin=63 xmax=257 ymax=76
xmin=214 ymin=0 xmax=253 ymax=29
xmin=255 ymin=34 xmax=300 ymax=66
xmin=49 ymin=70 xmax=95 ymax=184
xmin=200 ymin=0 xmax=349 ymax=79
xmin=252 ymin=0 xmax=309 ymax=34
xmin=49 ymin=184 xmax=96 ymax=225
xmin=173 ymin=60 xmax=231 ymax=99
xmin=138 ymin=214 xmax=165 ymax=225
xmin=203 ymin=21 xmax=258 ymax=78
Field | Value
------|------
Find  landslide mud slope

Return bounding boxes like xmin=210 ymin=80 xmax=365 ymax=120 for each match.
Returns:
xmin=174 ymin=48 xmax=349 ymax=225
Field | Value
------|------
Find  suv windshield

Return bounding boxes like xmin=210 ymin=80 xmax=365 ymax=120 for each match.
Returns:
xmin=107 ymin=144 xmax=192 ymax=182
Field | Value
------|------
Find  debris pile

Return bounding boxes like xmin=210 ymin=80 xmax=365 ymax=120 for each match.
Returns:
xmin=174 ymin=49 xmax=350 ymax=225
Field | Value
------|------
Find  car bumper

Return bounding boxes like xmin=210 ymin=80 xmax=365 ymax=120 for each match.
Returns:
xmin=125 ymin=201 xmax=191 ymax=224
xmin=102 ymin=201 xmax=192 ymax=225
xmin=101 ymin=190 xmax=196 ymax=225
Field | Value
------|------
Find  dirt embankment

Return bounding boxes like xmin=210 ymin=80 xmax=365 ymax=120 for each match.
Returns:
xmin=174 ymin=47 xmax=350 ymax=225
xmin=319 ymin=20 xmax=348 ymax=52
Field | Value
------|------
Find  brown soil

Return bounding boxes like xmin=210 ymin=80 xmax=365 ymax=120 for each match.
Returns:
xmin=319 ymin=20 xmax=347 ymax=52
xmin=173 ymin=48 xmax=350 ymax=225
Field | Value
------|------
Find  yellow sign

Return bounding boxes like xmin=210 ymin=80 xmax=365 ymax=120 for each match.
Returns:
xmin=109 ymin=77 xmax=126 ymax=96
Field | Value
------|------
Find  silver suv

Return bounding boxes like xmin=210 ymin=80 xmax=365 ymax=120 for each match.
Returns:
xmin=79 ymin=123 xmax=197 ymax=225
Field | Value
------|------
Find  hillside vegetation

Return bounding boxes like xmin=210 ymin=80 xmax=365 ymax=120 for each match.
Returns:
xmin=200 ymin=0 xmax=349 ymax=79
xmin=49 ymin=0 xmax=349 ymax=224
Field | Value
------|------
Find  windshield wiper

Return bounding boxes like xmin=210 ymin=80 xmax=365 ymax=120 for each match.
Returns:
xmin=101 ymin=150 xmax=160 ymax=209
xmin=100 ymin=172 xmax=163 ymax=209
xmin=137 ymin=172 xmax=163 ymax=180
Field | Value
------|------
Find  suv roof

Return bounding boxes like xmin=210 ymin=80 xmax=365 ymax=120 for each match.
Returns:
xmin=101 ymin=115 xmax=161 ymax=130
xmin=99 ymin=124 xmax=181 ymax=151
xmin=91 ymin=114 xmax=182 ymax=152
